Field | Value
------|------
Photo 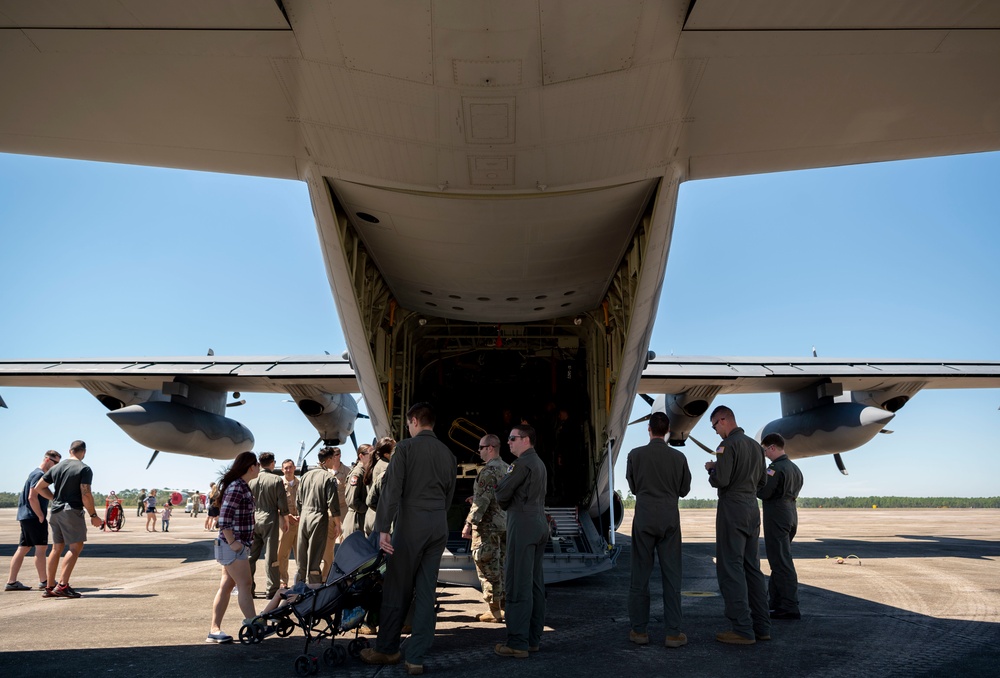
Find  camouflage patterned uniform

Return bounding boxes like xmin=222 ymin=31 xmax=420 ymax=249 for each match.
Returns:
xmin=466 ymin=457 xmax=508 ymax=607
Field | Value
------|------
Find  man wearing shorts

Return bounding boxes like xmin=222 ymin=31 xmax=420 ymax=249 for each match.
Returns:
xmin=6 ymin=450 xmax=61 ymax=591
xmin=30 ymin=440 xmax=102 ymax=598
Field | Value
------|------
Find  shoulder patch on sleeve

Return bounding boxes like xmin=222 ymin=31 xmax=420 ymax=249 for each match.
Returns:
xmin=506 ymin=463 xmax=515 ymax=474
xmin=716 ymin=444 xmax=725 ymax=455
xmin=767 ymin=468 xmax=776 ymax=476
xmin=349 ymin=475 xmax=359 ymax=486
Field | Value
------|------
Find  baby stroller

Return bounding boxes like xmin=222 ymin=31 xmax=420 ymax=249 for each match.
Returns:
xmin=240 ymin=531 xmax=386 ymax=675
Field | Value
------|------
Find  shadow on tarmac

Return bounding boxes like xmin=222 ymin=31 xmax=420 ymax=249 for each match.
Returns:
xmin=1 ymin=512 xmax=998 ymax=677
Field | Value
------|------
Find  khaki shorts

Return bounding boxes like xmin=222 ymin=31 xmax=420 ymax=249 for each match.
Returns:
xmin=49 ymin=508 xmax=88 ymax=545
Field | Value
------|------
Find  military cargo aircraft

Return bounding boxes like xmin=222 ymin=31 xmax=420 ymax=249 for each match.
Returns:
xmin=2 ymin=2 xmax=1000 ymax=584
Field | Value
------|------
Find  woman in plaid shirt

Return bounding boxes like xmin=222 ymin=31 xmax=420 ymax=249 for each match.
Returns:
xmin=206 ymin=450 xmax=260 ymax=644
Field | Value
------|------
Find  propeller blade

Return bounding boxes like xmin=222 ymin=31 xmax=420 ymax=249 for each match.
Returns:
xmin=298 ymin=437 xmax=322 ymax=474
xmin=350 ymin=431 xmax=359 ymax=451
xmin=639 ymin=394 xmax=654 ymax=406
xmin=226 ymin=399 xmax=246 ymax=407
xmin=145 ymin=449 xmax=160 ymax=470
xmin=628 ymin=413 xmax=651 ymax=426
xmin=834 ymin=453 xmax=849 ymax=475
xmin=687 ymin=435 xmax=719 ymax=456
xmin=879 ymin=429 xmax=894 ymax=434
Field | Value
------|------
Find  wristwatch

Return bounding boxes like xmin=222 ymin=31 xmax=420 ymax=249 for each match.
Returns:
xmin=89 ymin=513 xmax=98 ymax=518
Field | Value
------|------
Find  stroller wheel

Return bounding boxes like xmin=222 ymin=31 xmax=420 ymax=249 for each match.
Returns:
xmin=323 ymin=645 xmax=347 ymax=666
xmin=348 ymin=638 xmax=366 ymax=658
xmin=276 ymin=618 xmax=295 ymax=637
xmin=253 ymin=623 xmax=267 ymax=642
xmin=238 ymin=625 xmax=255 ymax=645
xmin=293 ymin=655 xmax=311 ymax=676
xmin=310 ymin=656 xmax=320 ymax=675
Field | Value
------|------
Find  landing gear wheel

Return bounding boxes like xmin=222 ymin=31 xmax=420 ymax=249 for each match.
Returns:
xmin=238 ymin=625 xmax=255 ymax=645
xmin=276 ymin=618 xmax=295 ymax=637
xmin=294 ymin=655 xmax=311 ymax=676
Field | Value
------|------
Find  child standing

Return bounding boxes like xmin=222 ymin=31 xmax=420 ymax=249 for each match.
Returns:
xmin=162 ymin=501 xmax=173 ymax=532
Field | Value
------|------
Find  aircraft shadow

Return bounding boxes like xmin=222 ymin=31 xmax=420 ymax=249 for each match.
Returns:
xmin=0 ymin=539 xmax=214 ymax=564
xmin=790 ymin=536 xmax=1000 ymax=561
xmin=1 ymin=537 xmax=997 ymax=677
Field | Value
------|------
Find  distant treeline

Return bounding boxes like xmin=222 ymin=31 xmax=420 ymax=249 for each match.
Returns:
xmin=620 ymin=494 xmax=1000 ymax=510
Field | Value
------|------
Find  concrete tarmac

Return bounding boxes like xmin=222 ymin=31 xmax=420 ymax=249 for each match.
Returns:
xmin=1 ymin=507 xmax=998 ymax=677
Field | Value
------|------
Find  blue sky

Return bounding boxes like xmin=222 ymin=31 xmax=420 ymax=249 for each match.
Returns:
xmin=1 ymin=151 xmax=998 ymax=499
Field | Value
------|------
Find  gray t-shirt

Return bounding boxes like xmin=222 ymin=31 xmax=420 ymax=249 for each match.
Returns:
xmin=41 ymin=458 xmax=94 ymax=512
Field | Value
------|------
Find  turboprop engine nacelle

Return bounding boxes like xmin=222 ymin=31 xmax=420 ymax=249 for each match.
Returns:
xmin=652 ymin=386 xmax=720 ymax=446
xmin=758 ymin=402 xmax=894 ymax=459
xmin=289 ymin=389 xmax=358 ymax=445
xmin=106 ymin=401 xmax=254 ymax=459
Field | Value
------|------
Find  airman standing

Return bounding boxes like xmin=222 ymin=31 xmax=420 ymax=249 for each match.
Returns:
xmin=320 ymin=447 xmax=351 ymax=581
xmin=494 ymin=424 xmax=547 ymax=658
xmin=360 ymin=403 xmax=457 ymax=676
xmin=705 ymin=406 xmax=770 ymax=645
xmin=363 ymin=438 xmax=395 ymax=536
xmin=342 ymin=445 xmax=372 ymax=537
xmin=276 ymin=458 xmax=300 ymax=588
xmin=626 ymin=412 xmax=691 ymax=648
xmin=758 ymin=433 xmax=804 ymax=620
xmin=248 ymin=452 xmax=289 ymax=598
xmin=461 ymin=433 xmax=507 ymax=623
xmin=295 ymin=447 xmax=341 ymax=584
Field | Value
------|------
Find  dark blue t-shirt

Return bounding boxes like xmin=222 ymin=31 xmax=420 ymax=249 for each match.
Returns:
xmin=17 ymin=468 xmax=48 ymax=521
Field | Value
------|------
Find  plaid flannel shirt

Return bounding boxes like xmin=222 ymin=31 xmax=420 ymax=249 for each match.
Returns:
xmin=217 ymin=478 xmax=255 ymax=546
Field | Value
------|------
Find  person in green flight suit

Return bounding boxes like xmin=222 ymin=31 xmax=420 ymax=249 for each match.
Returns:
xmin=360 ymin=403 xmax=457 ymax=676
xmin=295 ymin=447 xmax=341 ymax=585
xmin=493 ymin=424 xmax=547 ymax=659
xmin=704 ymin=405 xmax=771 ymax=645
xmin=248 ymin=452 xmax=289 ymax=598
xmin=626 ymin=411 xmax=691 ymax=648
xmin=757 ymin=433 xmax=804 ymax=620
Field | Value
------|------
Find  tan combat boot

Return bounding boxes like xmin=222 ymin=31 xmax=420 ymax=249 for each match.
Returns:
xmin=478 ymin=604 xmax=504 ymax=623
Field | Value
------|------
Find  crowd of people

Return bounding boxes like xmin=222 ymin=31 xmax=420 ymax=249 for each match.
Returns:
xmin=628 ymin=405 xmax=803 ymax=649
xmin=5 ymin=402 xmax=803 ymax=673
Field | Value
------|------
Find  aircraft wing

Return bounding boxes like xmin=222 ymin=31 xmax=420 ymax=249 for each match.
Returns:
xmin=0 ymin=356 xmax=360 ymax=459
xmin=639 ymin=357 xmax=1000 ymax=394
xmin=637 ymin=356 xmax=1000 ymax=459
xmin=0 ymin=356 xmax=357 ymax=394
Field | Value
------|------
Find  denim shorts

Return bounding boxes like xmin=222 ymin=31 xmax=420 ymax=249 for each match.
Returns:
xmin=214 ymin=540 xmax=249 ymax=566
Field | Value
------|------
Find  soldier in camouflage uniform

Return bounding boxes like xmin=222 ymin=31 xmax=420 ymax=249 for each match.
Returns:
xmin=461 ymin=433 xmax=508 ymax=622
